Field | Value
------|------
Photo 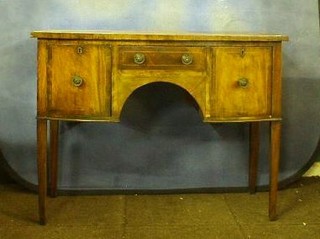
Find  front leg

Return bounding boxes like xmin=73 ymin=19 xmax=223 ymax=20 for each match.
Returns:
xmin=269 ymin=121 xmax=281 ymax=221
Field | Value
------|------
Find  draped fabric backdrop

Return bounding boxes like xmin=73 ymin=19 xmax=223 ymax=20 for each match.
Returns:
xmin=0 ymin=0 xmax=319 ymax=191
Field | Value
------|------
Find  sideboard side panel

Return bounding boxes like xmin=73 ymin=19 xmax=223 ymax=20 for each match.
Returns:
xmin=271 ymin=43 xmax=283 ymax=119
xmin=37 ymin=40 xmax=48 ymax=118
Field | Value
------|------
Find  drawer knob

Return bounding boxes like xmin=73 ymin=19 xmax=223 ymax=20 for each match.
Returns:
xmin=238 ymin=78 xmax=249 ymax=88
xmin=181 ymin=53 xmax=193 ymax=65
xmin=72 ymin=76 xmax=84 ymax=87
xmin=133 ymin=53 xmax=145 ymax=64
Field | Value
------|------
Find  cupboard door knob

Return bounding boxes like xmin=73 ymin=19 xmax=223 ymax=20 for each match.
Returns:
xmin=181 ymin=53 xmax=193 ymax=65
xmin=72 ymin=76 xmax=84 ymax=87
xmin=238 ymin=78 xmax=249 ymax=88
xmin=133 ymin=53 xmax=145 ymax=64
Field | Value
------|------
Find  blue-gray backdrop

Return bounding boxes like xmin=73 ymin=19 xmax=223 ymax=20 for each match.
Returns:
xmin=0 ymin=0 xmax=319 ymax=192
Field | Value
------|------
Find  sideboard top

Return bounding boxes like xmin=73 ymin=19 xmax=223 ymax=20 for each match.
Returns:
xmin=31 ymin=30 xmax=288 ymax=42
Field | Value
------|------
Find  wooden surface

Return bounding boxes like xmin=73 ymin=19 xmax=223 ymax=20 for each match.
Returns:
xmin=31 ymin=30 xmax=288 ymax=42
xmin=33 ymin=31 xmax=287 ymax=224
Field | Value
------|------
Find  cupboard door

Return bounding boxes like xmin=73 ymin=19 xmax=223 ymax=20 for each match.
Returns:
xmin=212 ymin=47 xmax=272 ymax=119
xmin=47 ymin=42 xmax=111 ymax=118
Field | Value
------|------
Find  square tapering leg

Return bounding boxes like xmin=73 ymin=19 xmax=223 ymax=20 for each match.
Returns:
xmin=269 ymin=121 xmax=281 ymax=221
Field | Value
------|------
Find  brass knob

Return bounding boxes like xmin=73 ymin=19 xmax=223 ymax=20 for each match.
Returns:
xmin=133 ymin=53 xmax=145 ymax=64
xmin=181 ymin=53 xmax=193 ymax=65
xmin=72 ymin=76 xmax=84 ymax=87
xmin=238 ymin=78 xmax=249 ymax=88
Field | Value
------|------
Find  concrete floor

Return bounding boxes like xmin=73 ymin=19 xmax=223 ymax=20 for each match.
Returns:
xmin=0 ymin=177 xmax=320 ymax=239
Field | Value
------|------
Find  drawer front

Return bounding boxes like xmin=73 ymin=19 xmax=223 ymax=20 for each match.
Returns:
xmin=119 ymin=46 xmax=206 ymax=71
xmin=47 ymin=42 xmax=111 ymax=118
xmin=212 ymin=46 xmax=272 ymax=119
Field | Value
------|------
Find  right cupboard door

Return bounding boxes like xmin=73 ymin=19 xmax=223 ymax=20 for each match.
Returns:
xmin=212 ymin=46 xmax=272 ymax=121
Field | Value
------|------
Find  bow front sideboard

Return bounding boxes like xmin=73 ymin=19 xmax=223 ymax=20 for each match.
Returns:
xmin=31 ymin=31 xmax=288 ymax=225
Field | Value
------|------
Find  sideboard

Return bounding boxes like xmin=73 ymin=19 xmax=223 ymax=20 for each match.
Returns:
xmin=31 ymin=31 xmax=288 ymax=225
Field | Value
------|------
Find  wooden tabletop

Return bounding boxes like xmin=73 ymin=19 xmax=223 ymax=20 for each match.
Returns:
xmin=31 ymin=30 xmax=289 ymax=42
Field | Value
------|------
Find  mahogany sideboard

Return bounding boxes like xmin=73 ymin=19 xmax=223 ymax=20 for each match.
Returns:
xmin=31 ymin=31 xmax=288 ymax=225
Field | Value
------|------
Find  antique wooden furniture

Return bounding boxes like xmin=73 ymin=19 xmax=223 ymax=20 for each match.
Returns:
xmin=31 ymin=31 xmax=288 ymax=225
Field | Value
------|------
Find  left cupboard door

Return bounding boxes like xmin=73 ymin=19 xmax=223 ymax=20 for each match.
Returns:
xmin=47 ymin=42 xmax=112 ymax=119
